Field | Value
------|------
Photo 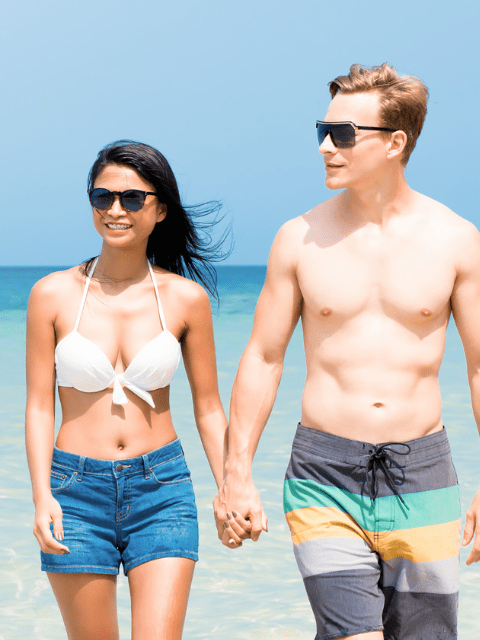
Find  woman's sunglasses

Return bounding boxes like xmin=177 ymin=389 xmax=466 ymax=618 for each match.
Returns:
xmin=89 ymin=188 xmax=157 ymax=212
xmin=316 ymin=121 xmax=397 ymax=149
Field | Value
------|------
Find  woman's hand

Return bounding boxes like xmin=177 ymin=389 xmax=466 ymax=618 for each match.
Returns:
xmin=33 ymin=494 xmax=70 ymax=555
xmin=221 ymin=511 xmax=253 ymax=548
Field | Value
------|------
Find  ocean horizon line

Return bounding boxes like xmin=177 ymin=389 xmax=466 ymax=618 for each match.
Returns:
xmin=0 ymin=264 xmax=268 ymax=269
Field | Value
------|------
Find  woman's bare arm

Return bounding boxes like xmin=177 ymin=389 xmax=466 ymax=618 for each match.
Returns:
xmin=25 ymin=275 xmax=69 ymax=554
xmin=181 ymin=283 xmax=228 ymax=489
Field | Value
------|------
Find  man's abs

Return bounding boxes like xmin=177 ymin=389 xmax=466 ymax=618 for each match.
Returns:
xmin=300 ymin=309 xmax=448 ymax=443
xmin=301 ymin=371 xmax=444 ymax=443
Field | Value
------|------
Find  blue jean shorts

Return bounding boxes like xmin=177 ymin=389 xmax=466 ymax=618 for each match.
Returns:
xmin=41 ymin=438 xmax=199 ymax=575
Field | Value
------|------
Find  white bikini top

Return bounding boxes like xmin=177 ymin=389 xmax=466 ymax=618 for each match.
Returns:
xmin=55 ymin=259 xmax=181 ymax=408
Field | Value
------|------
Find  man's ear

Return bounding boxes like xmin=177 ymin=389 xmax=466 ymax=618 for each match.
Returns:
xmin=386 ymin=130 xmax=407 ymax=160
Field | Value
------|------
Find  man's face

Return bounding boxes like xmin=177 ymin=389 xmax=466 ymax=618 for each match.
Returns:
xmin=319 ymin=91 xmax=392 ymax=191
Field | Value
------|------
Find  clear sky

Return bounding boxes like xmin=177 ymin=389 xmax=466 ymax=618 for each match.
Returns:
xmin=1 ymin=0 xmax=478 ymax=266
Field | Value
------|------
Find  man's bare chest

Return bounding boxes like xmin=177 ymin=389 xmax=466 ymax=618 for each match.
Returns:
xmin=297 ymin=238 xmax=456 ymax=325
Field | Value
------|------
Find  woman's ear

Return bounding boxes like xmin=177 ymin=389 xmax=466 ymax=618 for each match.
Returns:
xmin=156 ymin=203 xmax=167 ymax=223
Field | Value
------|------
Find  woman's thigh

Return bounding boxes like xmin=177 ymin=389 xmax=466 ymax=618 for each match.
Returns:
xmin=47 ymin=572 xmax=119 ymax=640
xmin=128 ymin=557 xmax=195 ymax=640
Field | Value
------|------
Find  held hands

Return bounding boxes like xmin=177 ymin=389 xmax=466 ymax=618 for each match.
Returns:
xmin=213 ymin=476 xmax=268 ymax=549
xmin=222 ymin=510 xmax=253 ymax=547
xmin=33 ymin=494 xmax=70 ymax=555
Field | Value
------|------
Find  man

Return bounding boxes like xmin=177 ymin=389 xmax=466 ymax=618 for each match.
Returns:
xmin=214 ymin=63 xmax=480 ymax=640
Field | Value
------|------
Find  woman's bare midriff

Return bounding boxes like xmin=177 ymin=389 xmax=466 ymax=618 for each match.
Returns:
xmin=56 ymin=385 xmax=178 ymax=460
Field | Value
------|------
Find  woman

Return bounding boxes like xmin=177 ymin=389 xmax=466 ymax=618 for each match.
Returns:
xmin=25 ymin=140 xmax=228 ymax=640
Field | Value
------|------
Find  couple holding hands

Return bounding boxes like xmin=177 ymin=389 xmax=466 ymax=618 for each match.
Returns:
xmin=26 ymin=63 xmax=480 ymax=640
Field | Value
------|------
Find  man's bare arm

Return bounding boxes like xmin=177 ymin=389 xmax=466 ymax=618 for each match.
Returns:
xmin=214 ymin=220 xmax=303 ymax=546
xmin=450 ymin=221 xmax=480 ymax=565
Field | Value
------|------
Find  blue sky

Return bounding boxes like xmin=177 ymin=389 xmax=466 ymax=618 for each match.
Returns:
xmin=1 ymin=0 xmax=478 ymax=265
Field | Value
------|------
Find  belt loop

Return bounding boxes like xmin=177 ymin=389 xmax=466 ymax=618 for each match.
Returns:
xmin=76 ymin=456 xmax=86 ymax=482
xmin=142 ymin=453 xmax=150 ymax=479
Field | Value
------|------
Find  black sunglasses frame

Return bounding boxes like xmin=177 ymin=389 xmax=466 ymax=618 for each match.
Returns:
xmin=89 ymin=188 xmax=157 ymax=212
xmin=316 ymin=121 xmax=397 ymax=149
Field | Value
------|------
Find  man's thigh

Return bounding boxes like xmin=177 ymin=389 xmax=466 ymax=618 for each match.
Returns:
xmin=284 ymin=425 xmax=385 ymax=640
xmin=378 ymin=434 xmax=461 ymax=640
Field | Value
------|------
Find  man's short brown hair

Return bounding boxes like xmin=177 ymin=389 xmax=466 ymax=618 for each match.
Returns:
xmin=329 ymin=63 xmax=429 ymax=165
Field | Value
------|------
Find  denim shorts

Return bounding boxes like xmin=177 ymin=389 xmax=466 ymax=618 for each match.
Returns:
xmin=41 ymin=438 xmax=199 ymax=575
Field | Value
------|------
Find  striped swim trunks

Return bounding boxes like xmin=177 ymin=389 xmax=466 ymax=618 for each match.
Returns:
xmin=284 ymin=424 xmax=461 ymax=640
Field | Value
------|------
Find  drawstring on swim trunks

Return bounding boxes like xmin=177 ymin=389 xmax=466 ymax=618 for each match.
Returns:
xmin=365 ymin=442 xmax=411 ymax=505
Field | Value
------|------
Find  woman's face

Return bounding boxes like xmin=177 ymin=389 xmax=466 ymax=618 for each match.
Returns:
xmin=91 ymin=164 xmax=166 ymax=251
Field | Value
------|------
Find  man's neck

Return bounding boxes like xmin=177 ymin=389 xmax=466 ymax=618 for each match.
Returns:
xmin=342 ymin=171 xmax=415 ymax=226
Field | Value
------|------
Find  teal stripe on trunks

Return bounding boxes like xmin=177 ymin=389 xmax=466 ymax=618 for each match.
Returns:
xmin=283 ymin=479 xmax=460 ymax=530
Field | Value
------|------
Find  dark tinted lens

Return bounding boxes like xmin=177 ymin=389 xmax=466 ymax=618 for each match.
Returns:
xmin=89 ymin=188 xmax=113 ymax=210
xmin=316 ymin=123 xmax=356 ymax=149
xmin=121 ymin=190 xmax=145 ymax=212
xmin=330 ymin=124 xmax=355 ymax=149
xmin=316 ymin=124 xmax=329 ymax=146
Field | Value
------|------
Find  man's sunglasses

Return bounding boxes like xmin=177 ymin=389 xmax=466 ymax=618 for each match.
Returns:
xmin=89 ymin=188 xmax=157 ymax=212
xmin=316 ymin=121 xmax=397 ymax=149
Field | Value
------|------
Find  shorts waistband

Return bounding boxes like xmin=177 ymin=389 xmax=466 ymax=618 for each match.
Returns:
xmin=293 ymin=423 xmax=451 ymax=467
xmin=52 ymin=438 xmax=183 ymax=477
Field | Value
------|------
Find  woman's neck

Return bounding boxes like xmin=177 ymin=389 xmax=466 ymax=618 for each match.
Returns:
xmin=94 ymin=244 xmax=151 ymax=284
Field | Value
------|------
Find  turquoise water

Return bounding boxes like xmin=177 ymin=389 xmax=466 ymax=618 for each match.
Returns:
xmin=1 ymin=266 xmax=479 ymax=639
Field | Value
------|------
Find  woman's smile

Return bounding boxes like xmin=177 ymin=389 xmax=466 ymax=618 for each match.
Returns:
xmin=105 ymin=222 xmax=133 ymax=230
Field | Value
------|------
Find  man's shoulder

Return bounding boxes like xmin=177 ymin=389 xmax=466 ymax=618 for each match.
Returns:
xmin=418 ymin=193 xmax=479 ymax=242
xmin=416 ymin=194 xmax=480 ymax=273
xmin=275 ymin=195 xmax=339 ymax=241
xmin=268 ymin=201 xmax=333 ymax=272
xmin=276 ymin=213 xmax=309 ymax=236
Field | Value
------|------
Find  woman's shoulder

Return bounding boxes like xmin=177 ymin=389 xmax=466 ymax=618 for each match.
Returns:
xmin=28 ymin=265 xmax=86 ymax=308
xmin=152 ymin=266 xmax=210 ymax=306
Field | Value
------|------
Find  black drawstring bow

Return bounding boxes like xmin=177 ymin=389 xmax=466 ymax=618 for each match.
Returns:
xmin=365 ymin=442 xmax=411 ymax=506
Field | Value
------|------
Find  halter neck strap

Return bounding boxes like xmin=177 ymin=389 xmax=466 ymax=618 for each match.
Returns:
xmin=148 ymin=261 xmax=167 ymax=331
xmin=74 ymin=258 xmax=167 ymax=333
xmin=74 ymin=258 xmax=98 ymax=332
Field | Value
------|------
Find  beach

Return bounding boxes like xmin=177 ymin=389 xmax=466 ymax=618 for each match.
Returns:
xmin=1 ymin=265 xmax=479 ymax=639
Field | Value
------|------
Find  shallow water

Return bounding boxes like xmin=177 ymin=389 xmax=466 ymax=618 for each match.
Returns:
xmin=0 ymin=267 xmax=479 ymax=639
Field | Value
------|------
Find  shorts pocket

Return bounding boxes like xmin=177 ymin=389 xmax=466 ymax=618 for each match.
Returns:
xmin=50 ymin=466 xmax=78 ymax=493
xmin=150 ymin=454 xmax=192 ymax=486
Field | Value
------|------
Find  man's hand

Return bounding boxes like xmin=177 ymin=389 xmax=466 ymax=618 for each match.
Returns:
xmin=213 ymin=475 xmax=268 ymax=548
xmin=462 ymin=488 xmax=480 ymax=565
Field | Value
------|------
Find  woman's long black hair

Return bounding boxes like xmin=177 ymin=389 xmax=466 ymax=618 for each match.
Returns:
xmin=84 ymin=140 xmax=230 ymax=299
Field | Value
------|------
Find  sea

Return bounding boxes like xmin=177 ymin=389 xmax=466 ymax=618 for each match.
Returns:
xmin=0 ymin=266 xmax=479 ymax=639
